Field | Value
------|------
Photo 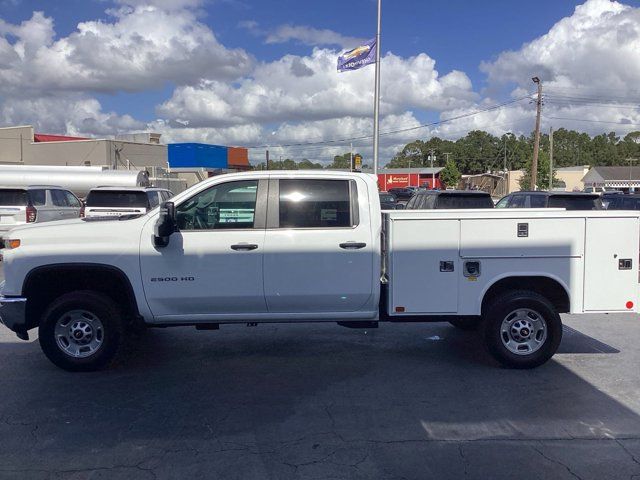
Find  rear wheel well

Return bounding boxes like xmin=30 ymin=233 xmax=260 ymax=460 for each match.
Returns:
xmin=482 ymin=276 xmax=570 ymax=315
xmin=23 ymin=264 xmax=140 ymax=330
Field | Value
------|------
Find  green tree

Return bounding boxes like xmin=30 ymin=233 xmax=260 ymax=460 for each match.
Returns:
xmin=297 ymin=159 xmax=324 ymax=169
xmin=518 ymin=150 xmax=558 ymax=190
xmin=328 ymin=152 xmax=360 ymax=170
xmin=439 ymin=159 xmax=461 ymax=189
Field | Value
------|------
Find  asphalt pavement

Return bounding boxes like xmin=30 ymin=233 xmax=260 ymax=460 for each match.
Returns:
xmin=1 ymin=264 xmax=640 ymax=479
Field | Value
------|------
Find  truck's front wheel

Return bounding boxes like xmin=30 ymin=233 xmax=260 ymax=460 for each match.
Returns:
xmin=39 ymin=291 xmax=124 ymax=372
xmin=483 ymin=290 xmax=562 ymax=369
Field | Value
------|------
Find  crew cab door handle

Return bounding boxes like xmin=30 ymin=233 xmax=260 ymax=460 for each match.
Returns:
xmin=230 ymin=243 xmax=259 ymax=251
xmin=339 ymin=242 xmax=367 ymax=250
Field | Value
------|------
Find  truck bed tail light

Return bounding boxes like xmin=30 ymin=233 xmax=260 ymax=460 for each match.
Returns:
xmin=79 ymin=205 xmax=85 ymax=218
xmin=26 ymin=206 xmax=37 ymax=223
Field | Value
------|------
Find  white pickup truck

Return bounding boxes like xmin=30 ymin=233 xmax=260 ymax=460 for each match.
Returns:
xmin=1 ymin=171 xmax=638 ymax=371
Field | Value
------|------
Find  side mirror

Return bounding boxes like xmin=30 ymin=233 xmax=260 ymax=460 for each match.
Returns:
xmin=154 ymin=201 xmax=176 ymax=247
xmin=395 ymin=203 xmax=405 ymax=210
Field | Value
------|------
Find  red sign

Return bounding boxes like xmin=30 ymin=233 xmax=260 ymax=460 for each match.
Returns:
xmin=378 ymin=173 xmax=421 ymax=191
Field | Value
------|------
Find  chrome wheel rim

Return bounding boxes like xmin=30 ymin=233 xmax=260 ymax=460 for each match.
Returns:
xmin=500 ymin=308 xmax=547 ymax=355
xmin=54 ymin=310 xmax=104 ymax=358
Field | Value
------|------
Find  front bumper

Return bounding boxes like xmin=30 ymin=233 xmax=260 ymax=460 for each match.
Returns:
xmin=0 ymin=282 xmax=28 ymax=340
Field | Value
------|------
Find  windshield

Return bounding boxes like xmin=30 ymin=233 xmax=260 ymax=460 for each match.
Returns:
xmin=86 ymin=190 xmax=149 ymax=208
xmin=548 ymin=196 xmax=601 ymax=210
xmin=0 ymin=189 xmax=28 ymax=206
xmin=436 ymin=194 xmax=494 ymax=209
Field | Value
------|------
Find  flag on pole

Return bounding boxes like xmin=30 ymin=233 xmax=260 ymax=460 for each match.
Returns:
xmin=337 ymin=38 xmax=377 ymax=72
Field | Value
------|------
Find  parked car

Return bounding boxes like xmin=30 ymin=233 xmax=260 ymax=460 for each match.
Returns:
xmin=495 ymin=191 xmax=603 ymax=210
xmin=405 ymin=190 xmax=494 ymax=209
xmin=387 ymin=187 xmax=416 ymax=200
xmin=83 ymin=187 xmax=173 ymax=218
xmin=379 ymin=192 xmax=401 ymax=210
xmin=603 ymin=193 xmax=640 ymax=210
xmin=0 ymin=185 xmax=82 ymax=235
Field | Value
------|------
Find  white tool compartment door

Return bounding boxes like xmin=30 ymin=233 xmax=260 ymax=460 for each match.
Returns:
xmin=584 ymin=217 xmax=639 ymax=311
xmin=390 ymin=219 xmax=459 ymax=313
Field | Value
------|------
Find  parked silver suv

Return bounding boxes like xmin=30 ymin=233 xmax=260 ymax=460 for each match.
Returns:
xmin=0 ymin=186 xmax=82 ymax=235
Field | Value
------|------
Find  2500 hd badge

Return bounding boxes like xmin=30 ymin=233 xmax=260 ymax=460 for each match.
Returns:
xmin=150 ymin=276 xmax=195 ymax=282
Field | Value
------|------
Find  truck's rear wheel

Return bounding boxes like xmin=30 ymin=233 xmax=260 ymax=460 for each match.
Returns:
xmin=39 ymin=291 xmax=124 ymax=372
xmin=483 ymin=290 xmax=562 ymax=369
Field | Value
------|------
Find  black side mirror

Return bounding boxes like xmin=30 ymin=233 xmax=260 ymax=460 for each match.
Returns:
xmin=154 ymin=201 xmax=176 ymax=247
xmin=395 ymin=203 xmax=405 ymax=210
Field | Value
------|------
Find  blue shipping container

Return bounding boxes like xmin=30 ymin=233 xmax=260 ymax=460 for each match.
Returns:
xmin=168 ymin=143 xmax=228 ymax=169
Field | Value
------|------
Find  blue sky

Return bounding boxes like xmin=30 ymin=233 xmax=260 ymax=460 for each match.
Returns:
xmin=1 ymin=0 xmax=639 ymax=162
xmin=0 ymin=0 xmax=617 ymax=120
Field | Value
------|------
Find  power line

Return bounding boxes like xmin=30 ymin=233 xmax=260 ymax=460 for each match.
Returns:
xmin=246 ymin=95 xmax=533 ymax=150
xmin=542 ymin=114 xmax=640 ymax=127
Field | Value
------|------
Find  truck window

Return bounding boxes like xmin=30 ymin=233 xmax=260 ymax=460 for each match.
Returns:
xmin=279 ymin=179 xmax=355 ymax=228
xmin=176 ymin=180 xmax=258 ymax=230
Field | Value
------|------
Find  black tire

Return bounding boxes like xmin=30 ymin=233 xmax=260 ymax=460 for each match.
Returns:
xmin=39 ymin=291 xmax=125 ymax=372
xmin=483 ymin=290 xmax=562 ymax=369
xmin=449 ymin=318 xmax=479 ymax=331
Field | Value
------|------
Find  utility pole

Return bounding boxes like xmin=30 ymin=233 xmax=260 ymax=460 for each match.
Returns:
xmin=549 ymin=127 xmax=554 ymax=191
xmin=266 ymin=149 xmax=270 ymax=170
xmin=503 ymin=136 xmax=507 ymax=172
xmin=350 ymin=142 xmax=353 ymax=172
xmin=372 ymin=0 xmax=382 ymax=175
xmin=429 ymin=149 xmax=436 ymax=189
xmin=531 ymin=76 xmax=543 ymax=190
xmin=444 ymin=152 xmax=452 ymax=163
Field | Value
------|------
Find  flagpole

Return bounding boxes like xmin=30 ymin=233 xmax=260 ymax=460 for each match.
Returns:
xmin=372 ymin=0 xmax=381 ymax=175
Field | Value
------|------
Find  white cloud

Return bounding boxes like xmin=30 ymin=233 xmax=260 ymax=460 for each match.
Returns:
xmin=481 ymin=0 xmax=640 ymax=96
xmin=157 ymin=48 xmax=476 ymax=128
xmin=0 ymin=95 xmax=145 ymax=137
xmin=0 ymin=6 xmax=252 ymax=95
xmin=240 ymin=21 xmax=365 ymax=49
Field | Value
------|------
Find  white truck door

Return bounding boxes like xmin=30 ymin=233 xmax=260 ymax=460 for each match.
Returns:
xmin=140 ymin=179 xmax=268 ymax=318
xmin=263 ymin=177 xmax=375 ymax=313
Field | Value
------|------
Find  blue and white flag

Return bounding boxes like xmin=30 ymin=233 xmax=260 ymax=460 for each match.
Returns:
xmin=337 ymin=38 xmax=376 ymax=72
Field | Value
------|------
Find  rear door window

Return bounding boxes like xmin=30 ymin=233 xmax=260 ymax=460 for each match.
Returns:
xmin=86 ymin=191 xmax=149 ymax=208
xmin=278 ymin=179 xmax=355 ymax=228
